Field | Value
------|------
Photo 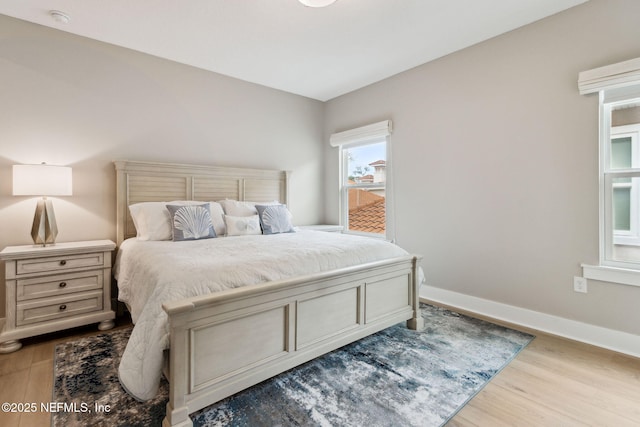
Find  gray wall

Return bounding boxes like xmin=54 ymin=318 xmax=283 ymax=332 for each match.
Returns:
xmin=0 ymin=15 xmax=325 ymax=316
xmin=324 ymin=0 xmax=640 ymax=336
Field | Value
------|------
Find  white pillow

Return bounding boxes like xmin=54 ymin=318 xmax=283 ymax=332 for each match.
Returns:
xmin=219 ymin=199 xmax=280 ymax=217
xmin=224 ymin=215 xmax=262 ymax=236
xmin=129 ymin=201 xmax=226 ymax=240
xmin=128 ymin=202 xmax=172 ymax=241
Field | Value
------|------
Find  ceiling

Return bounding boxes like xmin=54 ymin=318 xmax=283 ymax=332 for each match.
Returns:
xmin=0 ymin=0 xmax=588 ymax=101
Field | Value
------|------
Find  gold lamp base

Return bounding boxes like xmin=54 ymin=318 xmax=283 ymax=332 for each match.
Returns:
xmin=31 ymin=197 xmax=58 ymax=246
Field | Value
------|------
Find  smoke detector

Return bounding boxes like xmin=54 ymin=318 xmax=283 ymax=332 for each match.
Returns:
xmin=299 ymin=0 xmax=337 ymax=7
xmin=49 ymin=10 xmax=70 ymax=24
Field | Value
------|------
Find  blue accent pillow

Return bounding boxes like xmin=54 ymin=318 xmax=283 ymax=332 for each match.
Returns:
xmin=166 ymin=204 xmax=216 ymax=241
xmin=255 ymin=204 xmax=295 ymax=235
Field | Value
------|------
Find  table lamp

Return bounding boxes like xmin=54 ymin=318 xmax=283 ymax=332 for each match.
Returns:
xmin=13 ymin=163 xmax=73 ymax=246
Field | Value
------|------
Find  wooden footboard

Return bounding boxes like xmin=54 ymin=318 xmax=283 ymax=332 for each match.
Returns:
xmin=161 ymin=255 xmax=423 ymax=427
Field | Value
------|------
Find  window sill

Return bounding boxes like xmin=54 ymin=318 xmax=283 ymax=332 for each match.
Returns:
xmin=582 ymin=264 xmax=640 ymax=287
xmin=343 ymin=230 xmax=387 ymax=240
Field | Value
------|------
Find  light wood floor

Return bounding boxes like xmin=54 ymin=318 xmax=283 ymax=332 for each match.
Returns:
xmin=445 ymin=308 xmax=640 ymax=427
xmin=0 ymin=312 xmax=638 ymax=427
xmin=0 ymin=318 xmax=132 ymax=427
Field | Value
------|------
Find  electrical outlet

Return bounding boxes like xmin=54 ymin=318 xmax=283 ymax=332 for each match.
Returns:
xmin=573 ymin=276 xmax=588 ymax=293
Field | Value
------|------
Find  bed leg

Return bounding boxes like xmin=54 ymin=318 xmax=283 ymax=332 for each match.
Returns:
xmin=407 ymin=256 xmax=425 ymax=331
xmin=407 ymin=316 xmax=425 ymax=331
xmin=162 ymin=402 xmax=193 ymax=427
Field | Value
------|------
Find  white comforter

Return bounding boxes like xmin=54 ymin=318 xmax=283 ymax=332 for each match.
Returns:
xmin=114 ymin=230 xmax=415 ymax=401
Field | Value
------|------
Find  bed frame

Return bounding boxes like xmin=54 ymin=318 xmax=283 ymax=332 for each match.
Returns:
xmin=114 ymin=160 xmax=424 ymax=427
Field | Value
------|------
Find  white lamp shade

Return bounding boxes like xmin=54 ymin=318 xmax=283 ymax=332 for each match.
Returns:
xmin=13 ymin=164 xmax=73 ymax=196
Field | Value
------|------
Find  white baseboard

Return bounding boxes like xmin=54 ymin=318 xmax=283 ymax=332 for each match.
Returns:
xmin=420 ymin=285 xmax=640 ymax=359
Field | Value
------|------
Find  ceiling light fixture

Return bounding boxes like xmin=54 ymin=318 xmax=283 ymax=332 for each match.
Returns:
xmin=49 ymin=10 xmax=70 ymax=24
xmin=298 ymin=0 xmax=337 ymax=7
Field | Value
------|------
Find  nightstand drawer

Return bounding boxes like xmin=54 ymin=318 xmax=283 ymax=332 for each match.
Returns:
xmin=17 ymin=271 xmax=103 ymax=301
xmin=16 ymin=291 xmax=104 ymax=326
xmin=16 ymin=252 xmax=105 ymax=275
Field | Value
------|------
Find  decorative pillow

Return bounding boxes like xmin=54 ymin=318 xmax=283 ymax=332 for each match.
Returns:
xmin=255 ymin=204 xmax=295 ymax=235
xmin=224 ymin=215 xmax=262 ymax=236
xmin=128 ymin=202 xmax=172 ymax=241
xmin=219 ymin=199 xmax=280 ymax=217
xmin=129 ymin=201 xmax=226 ymax=240
xmin=169 ymin=201 xmax=226 ymax=237
xmin=166 ymin=204 xmax=216 ymax=241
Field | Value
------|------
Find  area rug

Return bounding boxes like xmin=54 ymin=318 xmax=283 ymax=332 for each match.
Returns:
xmin=52 ymin=304 xmax=533 ymax=427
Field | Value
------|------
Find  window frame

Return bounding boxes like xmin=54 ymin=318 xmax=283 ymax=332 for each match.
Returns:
xmin=330 ymin=120 xmax=394 ymax=241
xmin=600 ymin=97 xmax=640 ymax=268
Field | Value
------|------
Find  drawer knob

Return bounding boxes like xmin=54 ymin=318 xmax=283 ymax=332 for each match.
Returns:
xmin=59 ymin=260 xmax=67 ymax=266
xmin=59 ymin=304 xmax=67 ymax=311
xmin=59 ymin=282 xmax=67 ymax=288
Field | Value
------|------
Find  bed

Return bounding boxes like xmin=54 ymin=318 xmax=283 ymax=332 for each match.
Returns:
xmin=113 ymin=160 xmax=424 ymax=427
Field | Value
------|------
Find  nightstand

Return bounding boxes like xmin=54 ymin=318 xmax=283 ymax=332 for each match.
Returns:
xmin=298 ymin=225 xmax=344 ymax=233
xmin=0 ymin=240 xmax=116 ymax=353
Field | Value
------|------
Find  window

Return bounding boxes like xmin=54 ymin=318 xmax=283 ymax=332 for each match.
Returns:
xmin=610 ymin=122 xmax=640 ymax=247
xmin=330 ymin=121 xmax=393 ymax=239
xmin=579 ymin=57 xmax=640 ymax=285
xmin=343 ymin=140 xmax=387 ymax=235
xmin=605 ymin=105 xmax=640 ymax=264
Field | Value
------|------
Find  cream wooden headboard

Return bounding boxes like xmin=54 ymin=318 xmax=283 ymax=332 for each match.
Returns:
xmin=114 ymin=160 xmax=290 ymax=246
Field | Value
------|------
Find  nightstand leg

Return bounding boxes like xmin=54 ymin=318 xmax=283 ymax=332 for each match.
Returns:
xmin=0 ymin=340 xmax=22 ymax=353
xmin=98 ymin=320 xmax=115 ymax=331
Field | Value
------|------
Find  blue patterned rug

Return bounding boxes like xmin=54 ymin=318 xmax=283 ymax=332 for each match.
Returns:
xmin=53 ymin=304 xmax=533 ymax=426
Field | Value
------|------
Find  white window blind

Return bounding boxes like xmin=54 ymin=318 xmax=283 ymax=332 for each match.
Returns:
xmin=578 ymin=58 xmax=640 ymax=95
xmin=330 ymin=120 xmax=392 ymax=147
xmin=578 ymin=57 xmax=640 ymax=95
